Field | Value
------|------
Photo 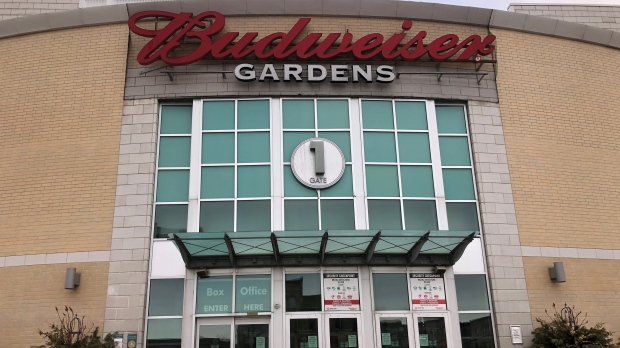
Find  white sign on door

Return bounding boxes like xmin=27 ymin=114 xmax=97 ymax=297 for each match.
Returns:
xmin=323 ymin=273 xmax=360 ymax=310
xmin=409 ymin=273 xmax=447 ymax=310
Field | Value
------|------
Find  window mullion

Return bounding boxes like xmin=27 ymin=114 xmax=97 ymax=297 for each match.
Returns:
xmin=348 ymin=98 xmax=367 ymax=229
xmin=187 ymin=99 xmax=203 ymax=232
xmin=426 ymin=100 xmax=448 ymax=230
xmin=271 ymin=98 xmax=284 ymax=231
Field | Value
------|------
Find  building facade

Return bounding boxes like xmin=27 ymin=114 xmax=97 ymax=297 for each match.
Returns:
xmin=1 ymin=1 xmax=620 ymax=348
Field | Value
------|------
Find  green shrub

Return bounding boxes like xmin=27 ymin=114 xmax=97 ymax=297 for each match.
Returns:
xmin=531 ymin=303 xmax=616 ymax=348
xmin=32 ymin=306 xmax=116 ymax=348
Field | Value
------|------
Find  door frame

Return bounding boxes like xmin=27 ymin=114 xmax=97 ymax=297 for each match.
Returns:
xmin=374 ymin=313 xmax=416 ymax=348
xmin=324 ymin=313 xmax=363 ymax=348
xmin=196 ymin=317 xmax=272 ymax=348
xmin=412 ymin=312 xmax=452 ymax=348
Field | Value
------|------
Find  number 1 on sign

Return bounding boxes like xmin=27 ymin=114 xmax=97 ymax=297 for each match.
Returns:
xmin=309 ymin=140 xmax=325 ymax=175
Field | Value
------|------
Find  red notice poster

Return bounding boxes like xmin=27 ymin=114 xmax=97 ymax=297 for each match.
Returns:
xmin=409 ymin=273 xmax=447 ymax=310
xmin=323 ymin=273 xmax=360 ymax=310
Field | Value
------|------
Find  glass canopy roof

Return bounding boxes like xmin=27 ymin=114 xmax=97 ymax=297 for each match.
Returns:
xmin=170 ymin=230 xmax=477 ymax=269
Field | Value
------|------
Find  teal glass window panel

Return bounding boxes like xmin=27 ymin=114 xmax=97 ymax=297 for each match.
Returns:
xmin=161 ymin=105 xmax=191 ymax=134
xmin=317 ymin=100 xmax=349 ymax=129
xmin=156 ymin=170 xmax=189 ymax=202
xmin=237 ymin=200 xmax=271 ymax=232
xmin=398 ymin=133 xmax=431 ymax=163
xmin=321 ymin=200 xmax=355 ymax=230
xmin=201 ymin=167 xmax=234 ymax=199
xmin=447 ymin=202 xmax=479 ymax=231
xmin=285 ymin=274 xmax=322 ymax=311
xmin=238 ymin=166 xmax=270 ymax=198
xmin=238 ymin=100 xmax=270 ymax=129
xmin=283 ymin=132 xmax=315 ymax=162
xmin=238 ymin=132 xmax=270 ymax=163
xmin=148 ymin=279 xmax=184 ymax=316
xmin=455 ymin=274 xmax=490 ymax=310
xmin=400 ymin=166 xmax=434 ymax=197
xmin=364 ymin=132 xmax=396 ymax=162
xmin=202 ymin=133 xmax=234 ymax=164
xmin=154 ymin=204 xmax=187 ymax=238
xmin=284 ymin=165 xmax=316 ymax=197
xmin=366 ymin=165 xmax=399 ymax=197
xmin=200 ymin=201 xmax=234 ymax=233
xmin=443 ymin=169 xmax=475 ymax=200
xmin=158 ymin=137 xmax=191 ymax=167
xmin=459 ymin=314 xmax=494 ymax=348
xmin=439 ymin=136 xmax=471 ymax=166
xmin=318 ymin=131 xmax=351 ymax=162
xmin=285 ymin=200 xmax=319 ymax=230
xmin=403 ymin=200 xmax=438 ymax=230
xmin=203 ymin=100 xmax=234 ymax=130
xmin=283 ymin=100 xmax=314 ymax=129
xmin=361 ymin=100 xmax=394 ymax=129
xmin=196 ymin=276 xmax=233 ymax=314
xmin=235 ymin=275 xmax=271 ymax=313
xmin=368 ymin=200 xmax=402 ymax=229
xmin=321 ymin=165 xmax=353 ymax=197
xmin=372 ymin=273 xmax=409 ymax=310
xmin=147 ymin=319 xmax=182 ymax=347
xmin=395 ymin=101 xmax=427 ymax=130
xmin=436 ymin=105 xmax=467 ymax=134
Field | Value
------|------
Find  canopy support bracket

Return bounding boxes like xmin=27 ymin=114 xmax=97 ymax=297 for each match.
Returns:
xmin=407 ymin=231 xmax=431 ymax=264
xmin=319 ymin=231 xmax=329 ymax=265
xmin=270 ymin=232 xmax=280 ymax=264
xmin=172 ymin=233 xmax=193 ymax=268
xmin=224 ymin=233 xmax=236 ymax=267
xmin=448 ymin=232 xmax=476 ymax=264
xmin=365 ymin=231 xmax=381 ymax=263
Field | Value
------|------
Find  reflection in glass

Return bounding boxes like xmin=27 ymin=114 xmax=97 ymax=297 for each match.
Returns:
xmin=379 ymin=318 xmax=409 ymax=348
xmin=148 ymin=279 xmax=184 ymax=316
xmin=290 ymin=318 xmax=319 ymax=348
xmin=455 ymin=274 xmax=490 ymax=311
xmin=459 ymin=313 xmax=494 ymax=348
xmin=417 ymin=317 xmax=448 ymax=348
xmin=372 ymin=274 xmax=409 ymax=310
xmin=196 ymin=276 xmax=233 ymax=314
xmin=154 ymin=204 xmax=187 ymax=238
xmin=147 ymin=318 xmax=182 ymax=348
xmin=236 ymin=324 xmax=269 ymax=348
xmin=285 ymin=200 xmax=319 ymax=231
xmin=285 ymin=274 xmax=321 ymax=311
xmin=198 ymin=325 xmax=231 ymax=348
xmin=328 ymin=318 xmax=358 ymax=348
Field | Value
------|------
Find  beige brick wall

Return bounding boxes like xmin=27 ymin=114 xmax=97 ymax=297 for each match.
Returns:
xmin=0 ymin=262 xmax=110 ymax=348
xmin=0 ymin=24 xmax=128 ymax=256
xmin=523 ymin=257 xmax=620 ymax=334
xmin=0 ymin=0 xmax=78 ymax=21
xmin=510 ymin=5 xmax=620 ymax=32
xmin=494 ymin=28 xmax=620 ymax=250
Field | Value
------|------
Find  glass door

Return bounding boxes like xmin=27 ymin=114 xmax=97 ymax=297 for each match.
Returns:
xmin=197 ymin=317 xmax=270 ymax=348
xmin=287 ymin=314 xmax=323 ymax=348
xmin=375 ymin=314 xmax=414 ymax=348
xmin=325 ymin=314 xmax=362 ymax=348
xmin=413 ymin=313 xmax=450 ymax=348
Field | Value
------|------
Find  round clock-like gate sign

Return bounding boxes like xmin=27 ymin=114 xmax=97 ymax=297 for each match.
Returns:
xmin=290 ymin=138 xmax=346 ymax=189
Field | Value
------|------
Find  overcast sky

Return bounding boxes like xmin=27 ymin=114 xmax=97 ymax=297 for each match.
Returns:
xmin=410 ymin=0 xmax=620 ymax=10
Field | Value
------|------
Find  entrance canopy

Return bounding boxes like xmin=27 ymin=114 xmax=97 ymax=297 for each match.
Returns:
xmin=170 ymin=230 xmax=477 ymax=269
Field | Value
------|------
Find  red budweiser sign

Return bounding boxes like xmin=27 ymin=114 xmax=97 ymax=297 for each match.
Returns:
xmin=128 ymin=11 xmax=496 ymax=66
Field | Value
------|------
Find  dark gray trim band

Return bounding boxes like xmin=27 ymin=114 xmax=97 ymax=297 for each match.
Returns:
xmin=1 ymin=0 xmax=619 ymax=50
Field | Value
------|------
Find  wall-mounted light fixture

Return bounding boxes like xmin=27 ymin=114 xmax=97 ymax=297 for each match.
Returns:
xmin=64 ymin=268 xmax=81 ymax=289
xmin=434 ymin=266 xmax=447 ymax=274
xmin=548 ymin=262 xmax=566 ymax=282
xmin=196 ymin=268 xmax=209 ymax=279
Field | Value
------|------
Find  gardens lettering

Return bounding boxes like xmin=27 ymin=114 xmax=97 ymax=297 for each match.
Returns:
xmin=128 ymin=11 xmax=496 ymax=66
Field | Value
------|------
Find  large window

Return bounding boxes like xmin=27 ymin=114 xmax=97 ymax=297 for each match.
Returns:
xmin=152 ymin=99 xmax=480 ymax=236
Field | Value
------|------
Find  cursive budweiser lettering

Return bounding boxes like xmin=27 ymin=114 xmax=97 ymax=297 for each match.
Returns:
xmin=128 ymin=11 xmax=496 ymax=66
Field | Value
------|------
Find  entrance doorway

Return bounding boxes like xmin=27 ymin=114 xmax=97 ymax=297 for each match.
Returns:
xmin=196 ymin=317 xmax=271 ymax=348
xmin=286 ymin=314 xmax=362 ymax=348
xmin=375 ymin=313 xmax=451 ymax=348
